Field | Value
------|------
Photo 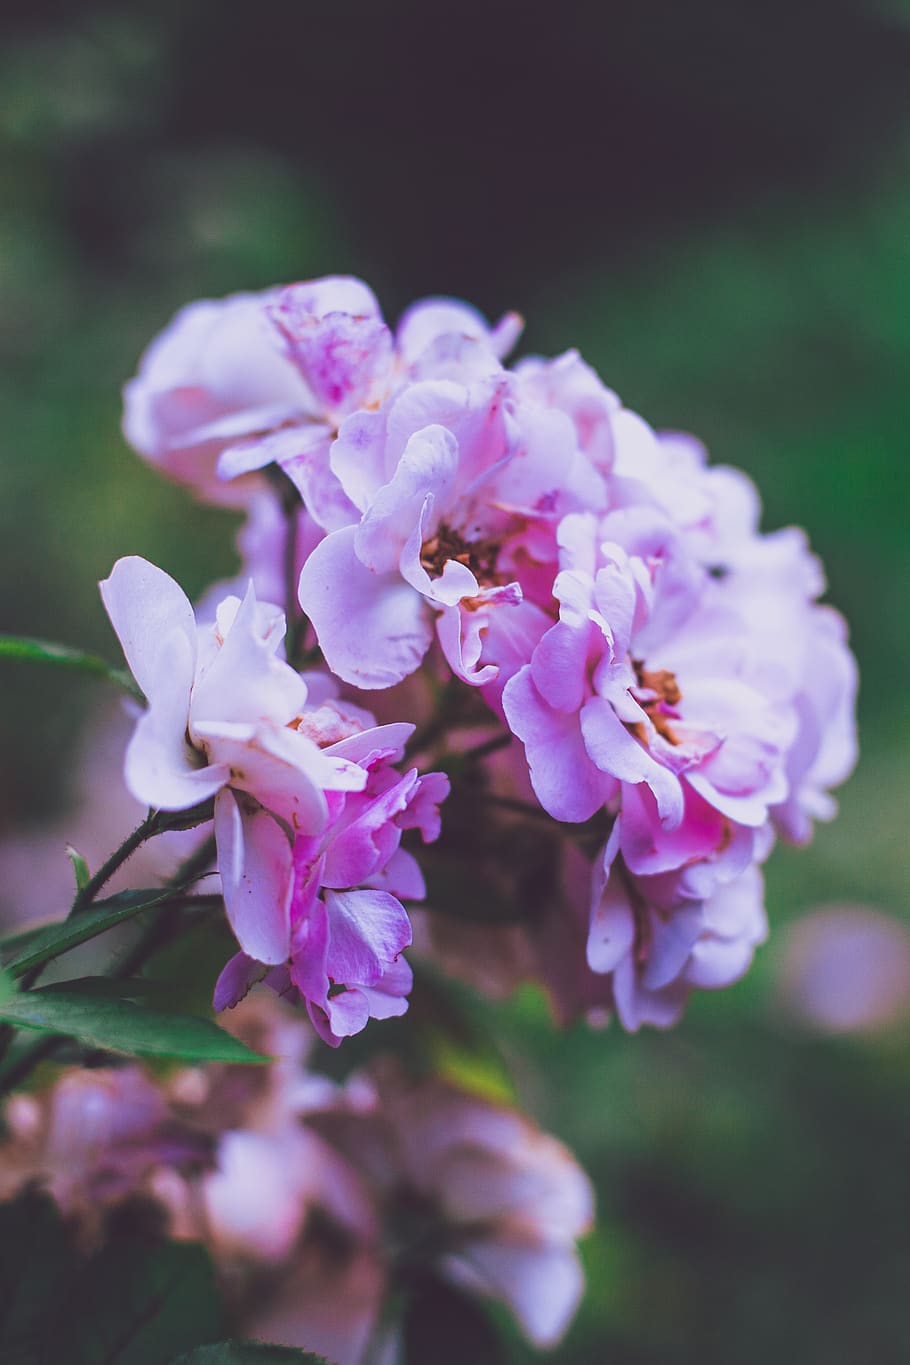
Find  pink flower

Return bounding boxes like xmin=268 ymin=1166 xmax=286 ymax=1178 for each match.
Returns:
xmin=215 ymin=747 xmax=449 ymax=1046
xmin=777 ymin=905 xmax=910 ymax=1035
xmin=298 ymin=359 xmax=605 ymax=691
xmin=123 ymin=290 xmax=311 ymax=507
xmin=101 ymin=557 xmax=444 ymax=1041
xmin=309 ymin=1064 xmax=595 ymax=1351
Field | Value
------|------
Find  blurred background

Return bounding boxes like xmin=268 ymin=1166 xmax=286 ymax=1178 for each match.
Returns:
xmin=1 ymin=1 xmax=909 ymax=1360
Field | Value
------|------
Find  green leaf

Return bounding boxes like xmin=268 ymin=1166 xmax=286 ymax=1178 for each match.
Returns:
xmin=171 ymin=1345 xmax=334 ymax=1364
xmin=66 ymin=843 xmax=91 ymax=892
xmin=0 ymin=984 xmax=269 ymax=1064
xmin=0 ymin=1192 xmax=225 ymax=1363
xmin=0 ymin=1189 xmax=77 ymax=1362
xmin=49 ymin=1233 xmax=223 ymax=1365
xmin=0 ymin=633 xmax=143 ymax=700
xmin=3 ymin=888 xmax=182 ymax=976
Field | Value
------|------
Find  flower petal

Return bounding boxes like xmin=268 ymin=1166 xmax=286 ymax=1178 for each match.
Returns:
xmin=215 ymin=789 xmax=294 ymax=964
xmin=298 ymin=526 xmax=433 ymax=688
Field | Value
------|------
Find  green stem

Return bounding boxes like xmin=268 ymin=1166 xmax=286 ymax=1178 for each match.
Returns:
xmin=70 ymin=812 xmax=162 ymax=917
xmin=0 ymin=836 xmax=220 ymax=1095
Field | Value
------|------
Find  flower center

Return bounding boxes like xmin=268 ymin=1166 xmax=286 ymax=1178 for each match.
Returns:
xmin=420 ymin=520 xmax=502 ymax=585
xmin=631 ymin=659 xmax=682 ymax=746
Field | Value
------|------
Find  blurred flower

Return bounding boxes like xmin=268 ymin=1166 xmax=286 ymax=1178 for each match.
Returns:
xmin=0 ymin=997 xmax=593 ymax=1357
xmin=777 ymin=905 xmax=910 ymax=1035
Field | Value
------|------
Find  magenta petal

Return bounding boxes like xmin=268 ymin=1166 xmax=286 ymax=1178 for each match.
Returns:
xmin=503 ymin=668 xmax=615 ymax=822
xmin=215 ymin=789 xmax=293 ymax=965
xmin=641 ymin=903 xmax=705 ymax=990
xmin=298 ymin=526 xmax=433 ymax=688
xmin=213 ymin=952 xmax=267 ymax=1011
xmin=580 ymin=696 xmax=684 ymax=829
xmin=323 ymin=889 xmax=412 ymax=987
xmin=355 ymin=424 xmax=460 ymax=573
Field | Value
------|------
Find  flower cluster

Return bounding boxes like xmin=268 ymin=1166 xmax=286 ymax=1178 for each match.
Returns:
xmin=122 ymin=275 xmax=857 ymax=1032
xmin=0 ymin=999 xmax=594 ymax=1361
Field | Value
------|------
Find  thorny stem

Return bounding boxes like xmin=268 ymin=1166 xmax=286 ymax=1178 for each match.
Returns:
xmin=70 ymin=811 xmax=162 ymax=917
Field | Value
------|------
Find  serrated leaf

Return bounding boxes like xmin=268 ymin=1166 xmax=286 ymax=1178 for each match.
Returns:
xmin=2 ymin=888 xmax=181 ymax=976
xmin=0 ymin=985 xmax=269 ymax=1064
xmin=171 ymin=1344 xmax=334 ymax=1363
xmin=0 ymin=633 xmax=143 ymax=699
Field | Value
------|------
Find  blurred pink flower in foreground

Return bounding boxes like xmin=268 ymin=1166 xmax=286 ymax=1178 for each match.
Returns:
xmin=0 ymin=999 xmax=593 ymax=1358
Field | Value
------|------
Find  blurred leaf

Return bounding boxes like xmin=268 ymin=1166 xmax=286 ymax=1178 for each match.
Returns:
xmin=171 ymin=1345 xmax=334 ymax=1363
xmin=49 ymin=1231 xmax=222 ymax=1365
xmin=0 ymin=1189 xmax=77 ymax=1362
xmin=2 ymin=888 xmax=184 ymax=976
xmin=66 ymin=843 xmax=91 ymax=892
xmin=0 ymin=983 xmax=268 ymax=1063
xmin=0 ymin=633 xmax=143 ymax=699
xmin=430 ymin=1035 xmax=515 ymax=1105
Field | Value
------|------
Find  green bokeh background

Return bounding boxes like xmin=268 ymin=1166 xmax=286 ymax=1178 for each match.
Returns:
xmin=1 ymin=3 xmax=909 ymax=1360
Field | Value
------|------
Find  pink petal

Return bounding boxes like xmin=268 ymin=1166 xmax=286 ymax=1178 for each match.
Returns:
xmin=215 ymin=789 xmax=294 ymax=965
xmin=100 ymin=556 xmax=196 ymax=704
xmin=580 ymin=696 xmax=684 ymax=828
xmin=502 ymin=668 xmax=615 ymax=822
xmin=355 ymin=425 xmax=461 ymax=573
xmin=298 ymin=526 xmax=433 ymax=688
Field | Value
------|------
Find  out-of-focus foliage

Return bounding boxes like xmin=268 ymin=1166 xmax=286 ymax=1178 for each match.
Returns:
xmin=1 ymin=2 xmax=908 ymax=1361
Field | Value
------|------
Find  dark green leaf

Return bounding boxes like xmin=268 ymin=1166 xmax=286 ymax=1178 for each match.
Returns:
xmin=0 ymin=634 xmax=143 ymax=700
xmin=3 ymin=888 xmax=180 ymax=976
xmin=0 ymin=1189 xmax=77 ymax=1363
xmin=0 ymin=985 xmax=269 ymax=1063
xmin=48 ymin=1231 xmax=223 ymax=1365
xmin=171 ymin=1345 xmax=334 ymax=1364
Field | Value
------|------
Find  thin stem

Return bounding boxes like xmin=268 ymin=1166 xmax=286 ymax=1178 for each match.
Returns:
xmin=478 ymin=793 xmax=554 ymax=822
xmin=0 ymin=836 xmax=221 ymax=1096
xmin=111 ymin=836 xmax=218 ymax=981
xmin=70 ymin=811 xmax=162 ymax=916
xmin=459 ymin=731 xmax=513 ymax=765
